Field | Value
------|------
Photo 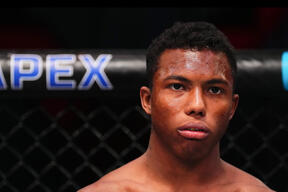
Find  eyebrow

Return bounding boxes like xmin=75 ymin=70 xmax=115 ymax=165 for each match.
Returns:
xmin=206 ymin=79 xmax=229 ymax=86
xmin=164 ymin=76 xmax=191 ymax=83
xmin=164 ymin=76 xmax=229 ymax=86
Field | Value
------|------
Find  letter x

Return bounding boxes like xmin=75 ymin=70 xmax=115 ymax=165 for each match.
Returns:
xmin=78 ymin=54 xmax=113 ymax=90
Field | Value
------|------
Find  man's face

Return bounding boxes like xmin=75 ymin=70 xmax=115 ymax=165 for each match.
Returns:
xmin=140 ymin=49 xmax=239 ymax=162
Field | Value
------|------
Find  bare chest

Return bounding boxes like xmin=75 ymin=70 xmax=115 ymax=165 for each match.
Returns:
xmin=122 ymin=183 xmax=243 ymax=192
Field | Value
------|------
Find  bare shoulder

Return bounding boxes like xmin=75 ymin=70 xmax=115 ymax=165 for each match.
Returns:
xmin=77 ymin=176 xmax=148 ymax=192
xmin=77 ymin=171 xmax=134 ymax=192
xmin=223 ymin=161 xmax=276 ymax=192
xmin=77 ymin=179 xmax=125 ymax=192
xmin=232 ymin=184 xmax=276 ymax=192
xmin=77 ymin=156 xmax=146 ymax=192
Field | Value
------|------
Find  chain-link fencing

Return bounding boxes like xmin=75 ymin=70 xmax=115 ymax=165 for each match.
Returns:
xmin=0 ymin=95 xmax=287 ymax=192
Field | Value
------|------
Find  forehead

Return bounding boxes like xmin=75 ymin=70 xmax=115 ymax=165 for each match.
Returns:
xmin=156 ymin=49 xmax=232 ymax=80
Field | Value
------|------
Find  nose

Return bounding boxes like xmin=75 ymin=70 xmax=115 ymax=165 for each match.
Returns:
xmin=185 ymin=87 xmax=206 ymax=117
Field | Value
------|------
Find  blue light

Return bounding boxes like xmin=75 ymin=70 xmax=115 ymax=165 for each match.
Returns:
xmin=282 ymin=51 xmax=288 ymax=91
xmin=46 ymin=55 xmax=76 ymax=90
xmin=11 ymin=54 xmax=43 ymax=90
xmin=78 ymin=54 xmax=113 ymax=90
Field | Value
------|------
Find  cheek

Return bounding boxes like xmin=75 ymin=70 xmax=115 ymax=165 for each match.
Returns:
xmin=150 ymin=92 xmax=183 ymax=125
xmin=210 ymin=101 xmax=232 ymax=128
xmin=161 ymin=94 xmax=182 ymax=110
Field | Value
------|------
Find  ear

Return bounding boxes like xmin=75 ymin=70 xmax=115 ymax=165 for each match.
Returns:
xmin=140 ymin=86 xmax=152 ymax=115
xmin=229 ymin=94 xmax=239 ymax=120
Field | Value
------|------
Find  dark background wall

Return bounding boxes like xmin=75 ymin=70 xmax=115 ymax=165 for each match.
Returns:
xmin=0 ymin=7 xmax=288 ymax=50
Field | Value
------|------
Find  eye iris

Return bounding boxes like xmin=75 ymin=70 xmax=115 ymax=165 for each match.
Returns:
xmin=173 ymin=84 xmax=181 ymax=89
xmin=211 ymin=87 xmax=220 ymax=93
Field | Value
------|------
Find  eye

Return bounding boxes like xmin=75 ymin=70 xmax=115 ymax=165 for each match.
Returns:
xmin=170 ymin=83 xmax=184 ymax=90
xmin=209 ymin=87 xmax=222 ymax=94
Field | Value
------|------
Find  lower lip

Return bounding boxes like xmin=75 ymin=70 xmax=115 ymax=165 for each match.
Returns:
xmin=177 ymin=130 xmax=209 ymax=140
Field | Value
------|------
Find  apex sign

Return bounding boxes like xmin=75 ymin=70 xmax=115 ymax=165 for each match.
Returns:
xmin=0 ymin=54 xmax=113 ymax=90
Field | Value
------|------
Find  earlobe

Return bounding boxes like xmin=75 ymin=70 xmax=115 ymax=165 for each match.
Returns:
xmin=140 ymin=86 xmax=152 ymax=115
xmin=229 ymin=94 xmax=239 ymax=120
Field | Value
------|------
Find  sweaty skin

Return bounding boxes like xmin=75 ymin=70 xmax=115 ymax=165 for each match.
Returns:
xmin=78 ymin=49 xmax=275 ymax=192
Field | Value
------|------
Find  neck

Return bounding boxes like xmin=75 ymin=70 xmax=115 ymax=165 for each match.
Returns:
xmin=143 ymin=130 xmax=225 ymax=188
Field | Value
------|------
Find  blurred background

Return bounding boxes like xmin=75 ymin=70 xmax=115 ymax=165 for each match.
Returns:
xmin=0 ymin=7 xmax=288 ymax=192
xmin=0 ymin=7 xmax=288 ymax=50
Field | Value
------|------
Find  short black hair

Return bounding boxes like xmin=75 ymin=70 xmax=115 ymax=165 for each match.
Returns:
xmin=146 ymin=21 xmax=237 ymax=92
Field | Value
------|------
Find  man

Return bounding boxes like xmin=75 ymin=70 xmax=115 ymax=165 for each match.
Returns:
xmin=78 ymin=22 xmax=275 ymax=192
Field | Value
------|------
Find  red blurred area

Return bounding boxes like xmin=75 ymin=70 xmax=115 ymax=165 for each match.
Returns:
xmin=218 ymin=8 xmax=288 ymax=49
xmin=0 ymin=26 xmax=60 ymax=49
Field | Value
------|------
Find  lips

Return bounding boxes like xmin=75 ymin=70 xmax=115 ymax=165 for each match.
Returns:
xmin=177 ymin=123 xmax=210 ymax=140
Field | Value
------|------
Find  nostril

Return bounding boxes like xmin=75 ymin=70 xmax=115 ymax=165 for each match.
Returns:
xmin=199 ymin=111 xmax=205 ymax=116
xmin=188 ymin=110 xmax=205 ymax=117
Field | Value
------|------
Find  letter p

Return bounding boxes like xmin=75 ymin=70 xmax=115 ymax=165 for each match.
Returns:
xmin=11 ymin=54 xmax=43 ymax=90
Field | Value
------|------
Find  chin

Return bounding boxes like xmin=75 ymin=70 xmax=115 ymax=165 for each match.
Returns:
xmin=175 ymin=140 xmax=218 ymax=163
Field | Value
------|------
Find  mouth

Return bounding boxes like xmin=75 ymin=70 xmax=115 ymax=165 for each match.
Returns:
xmin=177 ymin=123 xmax=210 ymax=140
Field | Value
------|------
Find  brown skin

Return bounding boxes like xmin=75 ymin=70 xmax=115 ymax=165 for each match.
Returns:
xmin=78 ymin=49 xmax=275 ymax=192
